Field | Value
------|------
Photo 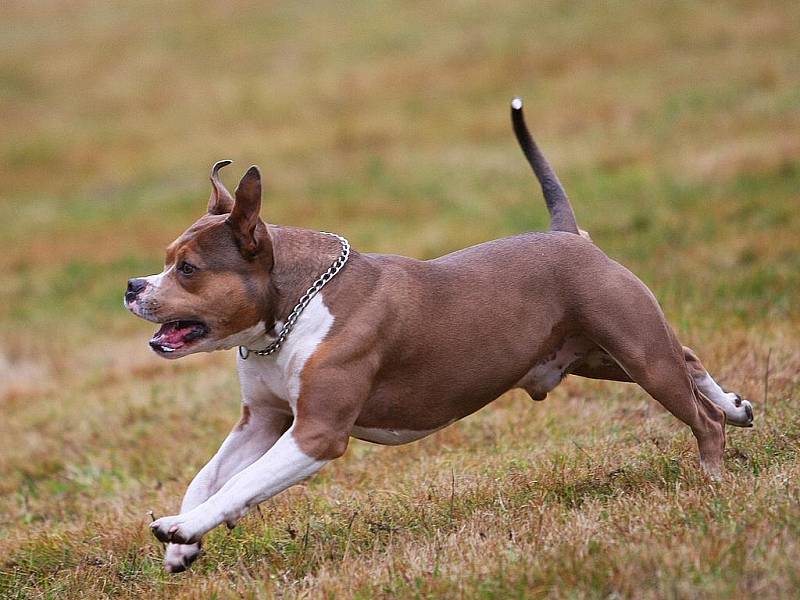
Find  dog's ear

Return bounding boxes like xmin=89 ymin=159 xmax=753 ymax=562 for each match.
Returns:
xmin=207 ymin=160 xmax=235 ymax=215
xmin=227 ymin=166 xmax=270 ymax=258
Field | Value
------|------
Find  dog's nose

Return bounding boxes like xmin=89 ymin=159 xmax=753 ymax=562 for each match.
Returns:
xmin=125 ymin=278 xmax=147 ymax=303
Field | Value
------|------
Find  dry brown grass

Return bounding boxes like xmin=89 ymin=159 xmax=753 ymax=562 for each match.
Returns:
xmin=1 ymin=1 xmax=799 ymax=598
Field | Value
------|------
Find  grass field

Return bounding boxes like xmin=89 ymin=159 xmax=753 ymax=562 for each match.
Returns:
xmin=1 ymin=1 xmax=799 ymax=597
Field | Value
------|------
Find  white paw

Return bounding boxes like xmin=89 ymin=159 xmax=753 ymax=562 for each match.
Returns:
xmin=726 ymin=395 xmax=754 ymax=428
xmin=150 ymin=515 xmax=202 ymax=545
xmin=164 ymin=542 xmax=202 ymax=573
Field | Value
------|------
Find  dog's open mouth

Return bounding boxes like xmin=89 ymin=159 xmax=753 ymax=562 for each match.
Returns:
xmin=149 ymin=320 xmax=209 ymax=354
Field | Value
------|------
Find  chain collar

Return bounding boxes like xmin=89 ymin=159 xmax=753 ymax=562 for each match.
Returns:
xmin=238 ymin=232 xmax=350 ymax=360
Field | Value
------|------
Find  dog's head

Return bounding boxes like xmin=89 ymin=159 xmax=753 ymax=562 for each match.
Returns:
xmin=125 ymin=162 xmax=275 ymax=358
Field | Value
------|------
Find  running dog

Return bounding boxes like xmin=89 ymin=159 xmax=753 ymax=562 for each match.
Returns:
xmin=125 ymin=98 xmax=753 ymax=572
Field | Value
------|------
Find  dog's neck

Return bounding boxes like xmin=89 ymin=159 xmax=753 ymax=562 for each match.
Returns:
xmin=265 ymin=225 xmax=346 ymax=331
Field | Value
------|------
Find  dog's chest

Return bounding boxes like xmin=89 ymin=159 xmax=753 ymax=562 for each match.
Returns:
xmin=236 ymin=294 xmax=335 ymax=413
xmin=237 ymin=358 xmax=294 ymax=410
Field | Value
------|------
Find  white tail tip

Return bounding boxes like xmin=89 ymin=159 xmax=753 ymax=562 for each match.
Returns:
xmin=511 ymin=97 xmax=523 ymax=110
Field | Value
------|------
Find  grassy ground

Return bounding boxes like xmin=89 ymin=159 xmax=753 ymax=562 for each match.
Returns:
xmin=1 ymin=1 xmax=799 ymax=597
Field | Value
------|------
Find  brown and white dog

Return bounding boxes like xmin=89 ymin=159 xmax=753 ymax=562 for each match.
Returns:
xmin=125 ymin=98 xmax=753 ymax=573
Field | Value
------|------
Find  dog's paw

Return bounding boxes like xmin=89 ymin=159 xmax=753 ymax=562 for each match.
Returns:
xmin=727 ymin=395 xmax=754 ymax=428
xmin=700 ymin=459 xmax=724 ymax=482
xmin=150 ymin=515 xmax=201 ymax=545
xmin=164 ymin=542 xmax=202 ymax=573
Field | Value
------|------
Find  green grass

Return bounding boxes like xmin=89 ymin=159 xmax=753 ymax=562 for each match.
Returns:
xmin=1 ymin=0 xmax=799 ymax=598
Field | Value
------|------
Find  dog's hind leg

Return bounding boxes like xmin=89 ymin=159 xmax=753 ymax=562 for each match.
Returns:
xmin=569 ymin=345 xmax=753 ymax=429
xmin=581 ymin=273 xmax=727 ymax=478
xmin=594 ymin=337 xmax=726 ymax=478
xmin=683 ymin=346 xmax=753 ymax=427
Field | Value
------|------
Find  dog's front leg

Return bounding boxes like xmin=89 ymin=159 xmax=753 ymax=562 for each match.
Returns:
xmin=153 ymin=358 xmax=370 ymax=558
xmin=150 ymin=423 xmax=345 ymax=547
xmin=162 ymin=404 xmax=291 ymax=573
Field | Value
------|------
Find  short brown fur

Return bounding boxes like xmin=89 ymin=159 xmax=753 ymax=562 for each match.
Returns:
xmin=128 ymin=135 xmax=752 ymax=571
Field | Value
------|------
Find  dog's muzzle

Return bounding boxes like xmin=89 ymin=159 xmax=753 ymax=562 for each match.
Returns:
xmin=125 ymin=278 xmax=147 ymax=304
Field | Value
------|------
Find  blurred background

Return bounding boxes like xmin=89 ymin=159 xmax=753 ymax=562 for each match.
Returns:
xmin=1 ymin=1 xmax=798 ymax=597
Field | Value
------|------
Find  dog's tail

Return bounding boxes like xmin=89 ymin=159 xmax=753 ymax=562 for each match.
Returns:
xmin=511 ymin=97 xmax=580 ymax=235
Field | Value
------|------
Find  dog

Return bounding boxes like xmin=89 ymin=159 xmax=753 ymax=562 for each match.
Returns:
xmin=125 ymin=98 xmax=753 ymax=573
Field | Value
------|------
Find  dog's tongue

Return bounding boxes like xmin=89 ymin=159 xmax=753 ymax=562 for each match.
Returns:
xmin=150 ymin=321 xmax=205 ymax=351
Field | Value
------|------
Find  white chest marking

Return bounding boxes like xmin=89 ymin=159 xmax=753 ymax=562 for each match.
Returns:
xmin=237 ymin=293 xmax=334 ymax=413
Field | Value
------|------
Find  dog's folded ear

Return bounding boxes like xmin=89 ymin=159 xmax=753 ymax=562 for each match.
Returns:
xmin=227 ymin=166 xmax=270 ymax=258
xmin=207 ymin=160 xmax=235 ymax=215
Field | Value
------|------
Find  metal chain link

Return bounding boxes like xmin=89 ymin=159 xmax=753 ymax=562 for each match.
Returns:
xmin=238 ymin=232 xmax=350 ymax=360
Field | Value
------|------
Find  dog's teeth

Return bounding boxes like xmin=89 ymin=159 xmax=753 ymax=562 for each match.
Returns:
xmin=161 ymin=346 xmax=175 ymax=353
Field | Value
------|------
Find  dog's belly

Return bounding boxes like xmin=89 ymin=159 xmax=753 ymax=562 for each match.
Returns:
xmin=352 ymin=334 xmax=600 ymax=439
xmin=350 ymin=423 xmax=451 ymax=445
xmin=352 ymin=363 xmax=527 ymax=436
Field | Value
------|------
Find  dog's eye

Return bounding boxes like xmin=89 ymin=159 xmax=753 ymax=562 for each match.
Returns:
xmin=177 ymin=261 xmax=197 ymax=276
